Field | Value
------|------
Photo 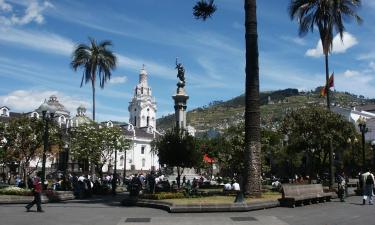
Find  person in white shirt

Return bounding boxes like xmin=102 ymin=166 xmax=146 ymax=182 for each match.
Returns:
xmin=223 ymin=183 xmax=232 ymax=191
xmin=232 ymin=182 xmax=240 ymax=191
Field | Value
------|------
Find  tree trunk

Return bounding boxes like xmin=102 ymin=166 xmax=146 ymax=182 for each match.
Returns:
xmin=324 ymin=53 xmax=330 ymax=110
xmin=92 ymin=79 xmax=96 ymax=121
xmin=243 ymin=0 xmax=261 ymax=196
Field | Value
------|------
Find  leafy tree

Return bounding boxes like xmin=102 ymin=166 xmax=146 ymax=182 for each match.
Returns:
xmin=0 ymin=122 xmax=7 ymax=165
xmin=70 ymin=122 xmax=130 ymax=176
xmin=280 ymin=106 xmax=358 ymax=178
xmin=3 ymin=116 xmax=61 ymax=186
xmin=152 ymin=128 xmax=201 ymax=185
xmin=289 ymin=0 xmax=362 ymax=109
xmin=71 ymin=38 xmax=117 ymax=121
xmin=70 ymin=122 xmax=98 ymax=173
xmin=95 ymin=126 xmax=130 ymax=176
xmin=199 ymin=126 xmax=282 ymax=181
xmin=193 ymin=0 xmax=262 ymax=195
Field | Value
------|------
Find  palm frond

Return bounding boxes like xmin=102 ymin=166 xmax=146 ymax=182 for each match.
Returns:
xmin=288 ymin=0 xmax=362 ymax=54
xmin=193 ymin=0 xmax=217 ymax=21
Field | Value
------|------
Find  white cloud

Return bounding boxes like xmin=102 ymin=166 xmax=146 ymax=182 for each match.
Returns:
xmin=0 ymin=0 xmax=52 ymax=26
xmin=109 ymin=76 xmax=127 ymax=84
xmin=117 ymin=54 xmax=175 ymax=81
xmin=281 ymin=36 xmax=306 ymax=46
xmin=0 ymin=27 xmax=74 ymax=56
xmin=369 ymin=62 xmax=375 ymax=71
xmin=357 ymin=52 xmax=375 ymax=60
xmin=0 ymin=90 xmax=89 ymax=115
xmin=343 ymin=70 xmax=361 ymax=78
xmin=0 ymin=0 xmax=12 ymax=11
xmin=306 ymin=32 xmax=358 ymax=57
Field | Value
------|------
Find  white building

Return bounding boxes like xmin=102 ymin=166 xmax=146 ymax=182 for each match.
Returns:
xmin=90 ymin=66 xmax=160 ymax=173
xmin=117 ymin=67 xmax=159 ymax=172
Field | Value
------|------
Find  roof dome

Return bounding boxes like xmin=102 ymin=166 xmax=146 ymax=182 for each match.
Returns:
xmin=36 ymin=95 xmax=70 ymax=116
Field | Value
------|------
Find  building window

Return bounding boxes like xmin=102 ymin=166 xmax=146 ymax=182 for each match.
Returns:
xmin=142 ymin=158 xmax=146 ymax=167
xmin=141 ymin=146 xmax=145 ymax=154
xmin=147 ymin=116 xmax=150 ymax=127
xmin=134 ymin=116 xmax=137 ymax=126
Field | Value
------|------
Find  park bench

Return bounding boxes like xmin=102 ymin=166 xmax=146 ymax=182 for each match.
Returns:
xmin=279 ymin=184 xmax=335 ymax=207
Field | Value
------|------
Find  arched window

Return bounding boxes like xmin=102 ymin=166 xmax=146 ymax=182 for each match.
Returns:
xmin=134 ymin=116 xmax=137 ymax=127
xmin=2 ymin=108 xmax=6 ymax=116
xmin=147 ymin=116 xmax=150 ymax=127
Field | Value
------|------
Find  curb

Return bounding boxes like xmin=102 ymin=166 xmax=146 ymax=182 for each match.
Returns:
xmin=0 ymin=191 xmax=75 ymax=204
xmin=122 ymin=198 xmax=280 ymax=213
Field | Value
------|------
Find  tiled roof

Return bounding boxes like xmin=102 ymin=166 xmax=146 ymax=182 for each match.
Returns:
xmin=119 ymin=125 xmax=158 ymax=140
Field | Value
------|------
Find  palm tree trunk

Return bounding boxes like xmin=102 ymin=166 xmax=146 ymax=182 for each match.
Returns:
xmin=243 ymin=0 xmax=261 ymax=196
xmin=92 ymin=79 xmax=96 ymax=121
xmin=325 ymin=53 xmax=330 ymax=110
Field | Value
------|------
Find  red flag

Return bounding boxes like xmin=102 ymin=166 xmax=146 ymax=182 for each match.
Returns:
xmin=320 ymin=87 xmax=327 ymax=96
xmin=320 ymin=72 xmax=334 ymax=97
xmin=328 ymin=73 xmax=334 ymax=88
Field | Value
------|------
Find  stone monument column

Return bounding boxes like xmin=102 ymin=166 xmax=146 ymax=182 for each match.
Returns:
xmin=172 ymin=60 xmax=189 ymax=130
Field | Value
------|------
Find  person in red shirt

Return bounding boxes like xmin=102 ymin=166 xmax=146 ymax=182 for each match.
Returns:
xmin=25 ymin=171 xmax=43 ymax=212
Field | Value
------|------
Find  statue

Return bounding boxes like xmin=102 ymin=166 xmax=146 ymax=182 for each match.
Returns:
xmin=175 ymin=58 xmax=185 ymax=87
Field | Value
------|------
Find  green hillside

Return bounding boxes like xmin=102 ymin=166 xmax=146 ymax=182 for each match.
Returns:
xmin=156 ymin=88 xmax=374 ymax=134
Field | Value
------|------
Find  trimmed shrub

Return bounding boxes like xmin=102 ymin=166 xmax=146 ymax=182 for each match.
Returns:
xmin=140 ymin=192 xmax=185 ymax=200
xmin=0 ymin=186 xmax=33 ymax=196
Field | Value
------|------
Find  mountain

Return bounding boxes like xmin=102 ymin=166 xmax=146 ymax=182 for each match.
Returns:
xmin=156 ymin=88 xmax=375 ymax=135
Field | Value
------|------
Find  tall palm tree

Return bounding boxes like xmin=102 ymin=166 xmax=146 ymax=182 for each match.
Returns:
xmin=289 ymin=0 xmax=362 ymax=110
xmin=194 ymin=0 xmax=262 ymax=196
xmin=289 ymin=0 xmax=362 ymax=188
xmin=71 ymin=37 xmax=117 ymax=121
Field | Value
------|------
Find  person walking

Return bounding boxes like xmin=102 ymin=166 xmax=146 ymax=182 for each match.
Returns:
xmin=361 ymin=169 xmax=374 ymax=205
xmin=25 ymin=172 xmax=44 ymax=212
xmin=337 ymin=172 xmax=346 ymax=202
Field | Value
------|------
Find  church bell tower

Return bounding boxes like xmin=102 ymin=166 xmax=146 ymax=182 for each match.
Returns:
xmin=128 ymin=66 xmax=157 ymax=129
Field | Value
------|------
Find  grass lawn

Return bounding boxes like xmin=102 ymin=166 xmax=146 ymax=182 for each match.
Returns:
xmin=161 ymin=192 xmax=281 ymax=205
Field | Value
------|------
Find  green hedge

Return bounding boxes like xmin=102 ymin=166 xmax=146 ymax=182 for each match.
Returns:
xmin=140 ymin=192 xmax=185 ymax=200
xmin=0 ymin=186 xmax=33 ymax=196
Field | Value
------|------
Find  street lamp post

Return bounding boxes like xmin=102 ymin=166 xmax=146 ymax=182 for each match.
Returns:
xmin=39 ymin=103 xmax=56 ymax=190
xmin=358 ymin=117 xmax=368 ymax=171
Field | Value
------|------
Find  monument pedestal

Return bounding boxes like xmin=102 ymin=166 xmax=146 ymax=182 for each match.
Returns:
xmin=173 ymin=86 xmax=189 ymax=129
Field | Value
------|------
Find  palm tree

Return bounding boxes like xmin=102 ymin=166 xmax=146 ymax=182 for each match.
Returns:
xmin=194 ymin=0 xmax=262 ymax=196
xmin=289 ymin=0 xmax=362 ymax=188
xmin=71 ymin=37 xmax=117 ymax=121
xmin=289 ymin=0 xmax=362 ymax=110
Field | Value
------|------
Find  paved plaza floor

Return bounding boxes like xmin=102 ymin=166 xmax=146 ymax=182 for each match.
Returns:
xmin=0 ymin=196 xmax=373 ymax=225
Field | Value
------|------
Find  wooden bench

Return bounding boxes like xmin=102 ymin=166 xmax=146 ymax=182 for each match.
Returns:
xmin=279 ymin=184 xmax=335 ymax=207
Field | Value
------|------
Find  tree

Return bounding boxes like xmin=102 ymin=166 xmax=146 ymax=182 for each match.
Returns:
xmin=3 ymin=116 xmax=61 ymax=186
xmin=280 ymin=106 xmax=358 ymax=178
xmin=70 ymin=122 xmax=98 ymax=173
xmin=289 ymin=0 xmax=362 ymax=109
xmin=96 ymin=126 xmax=130 ymax=176
xmin=70 ymin=122 xmax=130 ymax=176
xmin=193 ymin=0 xmax=262 ymax=195
xmin=71 ymin=38 xmax=117 ymax=121
xmin=152 ymin=128 xmax=201 ymax=186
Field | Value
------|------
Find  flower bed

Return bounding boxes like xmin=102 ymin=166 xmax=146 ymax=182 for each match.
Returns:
xmin=0 ymin=186 xmax=33 ymax=196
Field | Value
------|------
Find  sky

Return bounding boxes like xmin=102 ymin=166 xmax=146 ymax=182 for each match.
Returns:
xmin=0 ymin=0 xmax=374 ymax=123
